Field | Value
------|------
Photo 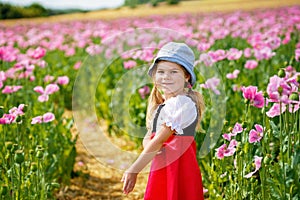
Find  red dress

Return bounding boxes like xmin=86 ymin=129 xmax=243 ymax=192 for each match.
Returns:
xmin=144 ymin=96 xmax=204 ymax=200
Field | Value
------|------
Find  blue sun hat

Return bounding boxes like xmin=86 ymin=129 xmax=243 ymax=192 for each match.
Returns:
xmin=148 ymin=42 xmax=196 ymax=86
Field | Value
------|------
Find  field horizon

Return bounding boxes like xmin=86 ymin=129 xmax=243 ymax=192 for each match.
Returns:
xmin=1 ymin=0 xmax=300 ymax=26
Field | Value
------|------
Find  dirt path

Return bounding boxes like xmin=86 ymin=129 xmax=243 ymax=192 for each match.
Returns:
xmin=56 ymin=137 xmax=148 ymax=200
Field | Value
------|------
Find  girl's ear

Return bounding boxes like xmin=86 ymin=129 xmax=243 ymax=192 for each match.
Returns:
xmin=185 ymin=74 xmax=191 ymax=82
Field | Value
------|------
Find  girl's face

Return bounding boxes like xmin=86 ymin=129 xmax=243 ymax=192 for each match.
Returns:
xmin=154 ymin=61 xmax=190 ymax=99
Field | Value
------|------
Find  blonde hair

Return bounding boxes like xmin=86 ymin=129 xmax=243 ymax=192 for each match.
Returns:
xmin=146 ymin=62 xmax=205 ymax=131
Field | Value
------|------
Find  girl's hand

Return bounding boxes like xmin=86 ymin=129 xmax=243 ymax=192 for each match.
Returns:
xmin=121 ymin=171 xmax=138 ymax=195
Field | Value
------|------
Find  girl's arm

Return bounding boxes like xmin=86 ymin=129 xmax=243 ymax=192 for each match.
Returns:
xmin=142 ymin=130 xmax=152 ymax=148
xmin=121 ymin=125 xmax=174 ymax=194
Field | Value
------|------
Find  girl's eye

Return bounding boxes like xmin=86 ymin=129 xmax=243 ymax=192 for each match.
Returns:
xmin=157 ymin=70 xmax=164 ymax=74
xmin=171 ymin=71 xmax=178 ymax=73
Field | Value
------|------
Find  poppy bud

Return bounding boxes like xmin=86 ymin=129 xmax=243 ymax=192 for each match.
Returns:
xmin=289 ymin=92 xmax=299 ymax=102
xmin=12 ymin=144 xmax=18 ymax=152
xmin=0 ymin=106 xmax=4 ymax=118
xmin=16 ymin=116 xmax=22 ymax=123
xmin=278 ymin=86 xmax=283 ymax=95
xmin=30 ymin=162 xmax=38 ymax=172
xmin=5 ymin=141 xmax=13 ymax=150
xmin=223 ymin=120 xmax=228 ymax=126
xmin=36 ymin=149 xmax=44 ymax=159
xmin=277 ymin=68 xmax=285 ymax=78
xmin=263 ymin=154 xmax=272 ymax=165
xmin=244 ymin=99 xmax=249 ymax=104
xmin=242 ymin=121 xmax=247 ymax=128
xmin=50 ymin=182 xmax=60 ymax=189
xmin=22 ymin=104 xmax=28 ymax=112
xmin=14 ymin=150 xmax=24 ymax=164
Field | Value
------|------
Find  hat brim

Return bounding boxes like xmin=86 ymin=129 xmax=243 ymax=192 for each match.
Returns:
xmin=148 ymin=56 xmax=196 ymax=86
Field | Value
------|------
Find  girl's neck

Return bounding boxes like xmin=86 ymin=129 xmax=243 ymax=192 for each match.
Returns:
xmin=164 ymin=91 xmax=187 ymax=100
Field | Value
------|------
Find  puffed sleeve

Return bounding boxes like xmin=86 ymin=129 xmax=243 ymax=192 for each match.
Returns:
xmin=160 ymin=95 xmax=197 ymax=135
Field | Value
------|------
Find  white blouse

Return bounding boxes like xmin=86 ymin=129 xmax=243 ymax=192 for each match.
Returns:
xmin=155 ymin=95 xmax=197 ymax=135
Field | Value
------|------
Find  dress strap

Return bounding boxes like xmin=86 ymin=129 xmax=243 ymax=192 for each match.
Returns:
xmin=152 ymin=104 xmax=165 ymax=133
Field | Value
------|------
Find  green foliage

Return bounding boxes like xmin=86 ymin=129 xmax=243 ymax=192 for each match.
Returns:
xmin=0 ymin=2 xmax=88 ymax=19
xmin=124 ymin=0 xmax=178 ymax=7
xmin=0 ymin=2 xmax=48 ymax=19
xmin=167 ymin=0 xmax=180 ymax=5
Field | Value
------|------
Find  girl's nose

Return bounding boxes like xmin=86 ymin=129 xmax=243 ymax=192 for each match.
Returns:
xmin=162 ymin=73 xmax=171 ymax=79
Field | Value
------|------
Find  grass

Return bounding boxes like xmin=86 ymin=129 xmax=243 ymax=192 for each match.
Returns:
xmin=1 ymin=0 xmax=300 ymax=26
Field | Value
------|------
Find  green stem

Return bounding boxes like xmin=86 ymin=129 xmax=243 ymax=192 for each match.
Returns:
xmin=261 ymin=97 xmax=267 ymax=200
xmin=10 ymin=154 xmax=14 ymax=200
xmin=18 ymin=164 xmax=21 ymax=200
xmin=279 ymin=102 xmax=287 ymax=199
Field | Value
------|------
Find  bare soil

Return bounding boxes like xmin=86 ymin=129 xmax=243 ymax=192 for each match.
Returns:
xmin=55 ymin=137 xmax=148 ymax=200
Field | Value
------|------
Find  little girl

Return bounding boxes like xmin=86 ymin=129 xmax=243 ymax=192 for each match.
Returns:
xmin=121 ymin=42 xmax=205 ymax=200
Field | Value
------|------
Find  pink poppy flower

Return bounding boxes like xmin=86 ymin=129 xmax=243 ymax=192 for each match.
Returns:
xmin=282 ymin=33 xmax=291 ymax=45
xmin=44 ymin=75 xmax=55 ymax=83
xmin=215 ymin=139 xmax=238 ymax=159
xmin=86 ymin=44 xmax=103 ymax=56
xmin=241 ymin=86 xmax=264 ymax=108
xmin=226 ymin=69 xmax=240 ymax=79
xmin=0 ymin=114 xmax=15 ymax=124
xmin=56 ymin=76 xmax=69 ymax=85
xmin=244 ymin=156 xmax=263 ymax=178
xmin=249 ymin=124 xmax=264 ymax=143
xmin=31 ymin=112 xmax=55 ymax=124
xmin=222 ymin=133 xmax=231 ymax=141
xmin=0 ymin=46 xmax=19 ymax=62
xmin=266 ymin=36 xmax=281 ymax=50
xmin=33 ymin=84 xmax=59 ymax=102
xmin=43 ymin=112 xmax=55 ymax=123
xmin=232 ymin=84 xmax=241 ymax=92
xmin=2 ymin=85 xmax=22 ymax=94
xmin=199 ymin=53 xmax=213 ymax=67
xmin=227 ymin=48 xmax=243 ymax=60
xmin=243 ymin=48 xmax=252 ymax=58
xmin=245 ymin=60 xmax=258 ymax=70
xmin=266 ymin=75 xmax=282 ymax=102
xmin=9 ymin=104 xmax=25 ymax=116
xmin=200 ymin=77 xmax=221 ymax=95
xmin=242 ymin=86 xmax=257 ymax=100
xmin=0 ymin=71 xmax=6 ymax=89
xmin=295 ymin=49 xmax=300 ymax=62
xmin=197 ymin=43 xmax=211 ymax=51
xmin=0 ymin=118 xmax=9 ymax=124
xmin=123 ymin=60 xmax=137 ymax=69
xmin=253 ymin=46 xmax=275 ymax=60
xmin=223 ymin=122 xmax=243 ymax=141
xmin=253 ymin=92 xmax=265 ymax=108
xmin=31 ymin=116 xmax=43 ymax=124
xmin=266 ymin=75 xmax=294 ymax=104
xmin=266 ymin=103 xmax=286 ymax=118
xmin=138 ymin=86 xmax=150 ymax=99
xmin=73 ymin=61 xmax=82 ymax=70
xmin=208 ymin=49 xmax=227 ymax=62
xmin=36 ymin=60 xmax=47 ymax=68
xmin=65 ymin=48 xmax=75 ymax=57
xmin=27 ymin=47 xmax=46 ymax=59
xmin=231 ymin=122 xmax=243 ymax=136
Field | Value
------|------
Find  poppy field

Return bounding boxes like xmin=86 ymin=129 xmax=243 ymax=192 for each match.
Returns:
xmin=1 ymin=4 xmax=300 ymax=200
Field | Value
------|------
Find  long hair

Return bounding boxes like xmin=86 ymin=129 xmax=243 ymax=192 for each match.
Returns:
xmin=146 ymin=62 xmax=205 ymax=131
